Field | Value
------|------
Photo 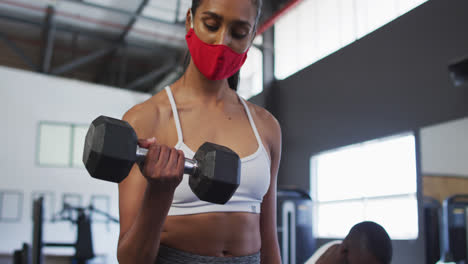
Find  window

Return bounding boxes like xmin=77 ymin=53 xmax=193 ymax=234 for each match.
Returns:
xmin=72 ymin=125 xmax=89 ymax=168
xmin=37 ymin=122 xmax=89 ymax=168
xmin=239 ymin=37 xmax=264 ymax=100
xmin=38 ymin=123 xmax=72 ymax=167
xmin=0 ymin=191 xmax=23 ymax=222
xmin=275 ymin=0 xmax=429 ymax=80
xmin=310 ymin=133 xmax=419 ymax=239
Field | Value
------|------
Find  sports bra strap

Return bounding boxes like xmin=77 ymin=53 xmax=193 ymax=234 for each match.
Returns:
xmin=165 ymin=86 xmax=262 ymax=148
xmin=165 ymin=86 xmax=183 ymax=142
xmin=238 ymin=97 xmax=263 ymax=147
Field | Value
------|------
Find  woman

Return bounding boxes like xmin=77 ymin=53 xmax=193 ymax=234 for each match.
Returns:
xmin=117 ymin=0 xmax=282 ymax=263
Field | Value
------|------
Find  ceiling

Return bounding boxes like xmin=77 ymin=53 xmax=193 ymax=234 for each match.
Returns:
xmin=0 ymin=0 xmax=289 ymax=92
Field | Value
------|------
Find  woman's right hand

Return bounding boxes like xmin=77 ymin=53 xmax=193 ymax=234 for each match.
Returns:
xmin=137 ymin=137 xmax=185 ymax=192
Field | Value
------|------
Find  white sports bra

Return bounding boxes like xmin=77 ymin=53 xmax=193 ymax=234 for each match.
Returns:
xmin=165 ymin=86 xmax=271 ymax=215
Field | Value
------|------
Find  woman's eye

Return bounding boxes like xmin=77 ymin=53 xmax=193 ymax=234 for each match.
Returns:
xmin=205 ymin=24 xmax=218 ymax=31
xmin=232 ymin=31 xmax=248 ymax=39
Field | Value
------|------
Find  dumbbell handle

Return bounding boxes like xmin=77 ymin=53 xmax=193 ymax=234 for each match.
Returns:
xmin=136 ymin=146 xmax=198 ymax=175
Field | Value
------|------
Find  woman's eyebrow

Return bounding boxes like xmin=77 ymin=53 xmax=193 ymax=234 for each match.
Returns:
xmin=234 ymin=20 xmax=252 ymax=29
xmin=201 ymin=11 xmax=252 ymax=28
xmin=201 ymin=11 xmax=223 ymax=20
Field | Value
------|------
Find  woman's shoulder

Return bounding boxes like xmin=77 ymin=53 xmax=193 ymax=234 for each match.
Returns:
xmin=243 ymin=100 xmax=280 ymax=130
xmin=122 ymin=90 xmax=172 ymax=139
xmin=243 ymin=100 xmax=281 ymax=145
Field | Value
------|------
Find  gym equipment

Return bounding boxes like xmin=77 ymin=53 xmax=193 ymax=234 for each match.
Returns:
xmin=32 ymin=197 xmax=119 ymax=264
xmin=423 ymin=196 xmax=441 ymax=264
xmin=440 ymin=195 xmax=468 ymax=264
xmin=32 ymin=198 xmax=42 ymax=264
xmin=277 ymin=186 xmax=315 ymax=264
xmin=13 ymin=243 xmax=30 ymax=264
xmin=83 ymin=115 xmax=241 ymax=205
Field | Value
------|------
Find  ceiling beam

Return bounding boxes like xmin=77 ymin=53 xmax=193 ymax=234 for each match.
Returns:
xmin=97 ymin=0 xmax=150 ymax=86
xmin=40 ymin=5 xmax=56 ymax=73
xmin=51 ymin=45 xmax=118 ymax=76
xmin=117 ymin=0 xmax=150 ymax=42
xmin=174 ymin=0 xmax=181 ymax=23
xmin=257 ymin=0 xmax=304 ymax=36
xmin=0 ymin=32 xmax=37 ymax=71
xmin=126 ymin=61 xmax=176 ymax=91
xmin=119 ymin=46 xmax=128 ymax=87
xmin=0 ymin=13 xmax=160 ymax=52
xmin=60 ymin=0 xmax=180 ymax=28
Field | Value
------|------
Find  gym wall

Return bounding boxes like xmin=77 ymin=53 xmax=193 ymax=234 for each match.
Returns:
xmin=420 ymin=117 xmax=468 ymax=177
xmin=423 ymin=175 xmax=468 ymax=203
xmin=253 ymin=0 xmax=468 ymax=263
xmin=421 ymin=117 xmax=468 ymax=202
xmin=274 ymin=0 xmax=468 ymax=190
xmin=0 ymin=65 xmax=150 ymax=262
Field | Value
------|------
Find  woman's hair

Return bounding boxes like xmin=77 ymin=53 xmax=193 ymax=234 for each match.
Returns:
xmin=186 ymin=0 xmax=263 ymax=91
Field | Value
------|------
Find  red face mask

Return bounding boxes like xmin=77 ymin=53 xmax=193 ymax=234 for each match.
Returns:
xmin=185 ymin=28 xmax=249 ymax=81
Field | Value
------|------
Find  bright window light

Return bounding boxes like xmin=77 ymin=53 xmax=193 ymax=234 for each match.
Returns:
xmin=274 ymin=0 xmax=429 ymax=80
xmin=310 ymin=133 xmax=419 ymax=240
xmin=239 ymin=46 xmax=263 ymax=100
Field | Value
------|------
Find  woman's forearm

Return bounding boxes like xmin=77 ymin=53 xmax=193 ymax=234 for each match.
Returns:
xmin=261 ymin=239 xmax=282 ymax=264
xmin=117 ymin=185 xmax=174 ymax=264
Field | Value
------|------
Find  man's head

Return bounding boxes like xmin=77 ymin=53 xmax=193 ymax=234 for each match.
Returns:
xmin=341 ymin=221 xmax=393 ymax=264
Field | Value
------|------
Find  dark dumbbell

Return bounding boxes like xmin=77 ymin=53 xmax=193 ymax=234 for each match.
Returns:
xmin=82 ymin=116 xmax=241 ymax=205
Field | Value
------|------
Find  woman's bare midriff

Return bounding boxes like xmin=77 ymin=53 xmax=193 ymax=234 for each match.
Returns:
xmin=160 ymin=212 xmax=261 ymax=257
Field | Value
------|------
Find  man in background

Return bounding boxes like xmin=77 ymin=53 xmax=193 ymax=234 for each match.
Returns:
xmin=305 ymin=221 xmax=393 ymax=264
